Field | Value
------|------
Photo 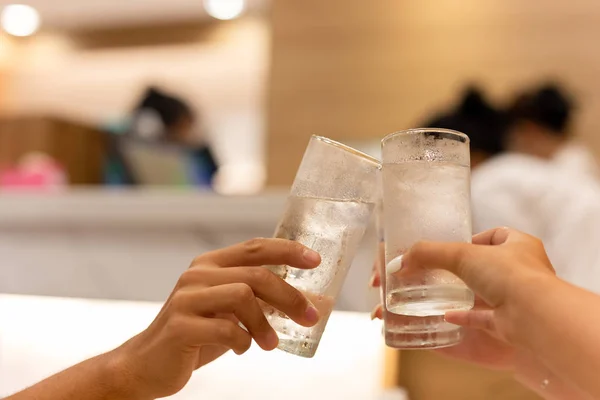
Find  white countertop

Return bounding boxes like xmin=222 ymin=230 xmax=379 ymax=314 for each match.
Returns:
xmin=0 ymin=188 xmax=288 ymax=229
xmin=0 ymin=188 xmax=379 ymax=311
xmin=0 ymin=294 xmax=387 ymax=400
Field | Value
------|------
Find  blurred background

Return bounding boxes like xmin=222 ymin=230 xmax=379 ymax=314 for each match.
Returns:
xmin=1 ymin=1 xmax=600 ymax=189
xmin=0 ymin=0 xmax=269 ymax=192
xmin=3 ymin=1 xmax=600 ymax=399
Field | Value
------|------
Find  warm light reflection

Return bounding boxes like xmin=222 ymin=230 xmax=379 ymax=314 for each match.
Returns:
xmin=1 ymin=4 xmax=40 ymax=37
xmin=203 ymin=0 xmax=246 ymax=21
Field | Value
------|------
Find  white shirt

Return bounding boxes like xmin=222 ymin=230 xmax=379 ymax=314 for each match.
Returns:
xmin=471 ymin=153 xmax=600 ymax=293
xmin=553 ymin=142 xmax=599 ymax=179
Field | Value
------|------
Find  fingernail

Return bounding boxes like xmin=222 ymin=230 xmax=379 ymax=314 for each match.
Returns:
xmin=386 ymin=255 xmax=403 ymax=274
xmin=305 ymin=304 xmax=320 ymax=324
xmin=370 ymin=305 xmax=382 ymax=320
xmin=370 ymin=308 xmax=377 ymax=320
xmin=303 ymin=249 xmax=321 ymax=266
xmin=368 ymin=275 xmax=376 ymax=288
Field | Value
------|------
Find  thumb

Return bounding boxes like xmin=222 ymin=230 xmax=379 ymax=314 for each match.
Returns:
xmin=445 ymin=309 xmax=496 ymax=332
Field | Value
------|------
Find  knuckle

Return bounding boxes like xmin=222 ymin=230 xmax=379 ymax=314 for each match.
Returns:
xmin=190 ymin=255 xmax=206 ymax=266
xmin=534 ymin=237 xmax=546 ymax=252
xmin=177 ymin=268 xmax=203 ymax=287
xmin=165 ymin=315 xmax=189 ymax=339
xmin=169 ymin=291 xmax=190 ymax=311
xmin=544 ymin=258 xmax=556 ymax=274
xmin=525 ymin=236 xmax=551 ymax=261
xmin=247 ymin=266 xmax=271 ymax=282
xmin=286 ymin=288 xmax=308 ymax=311
xmin=243 ymin=238 xmax=266 ymax=255
xmin=286 ymin=240 xmax=304 ymax=256
xmin=407 ymin=241 xmax=427 ymax=261
xmin=232 ymin=283 xmax=255 ymax=302
xmin=523 ymin=232 xmax=544 ymax=248
xmin=218 ymin=321 xmax=239 ymax=342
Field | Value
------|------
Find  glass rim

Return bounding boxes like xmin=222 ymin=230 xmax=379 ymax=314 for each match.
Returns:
xmin=312 ymin=135 xmax=382 ymax=167
xmin=381 ymin=128 xmax=470 ymax=145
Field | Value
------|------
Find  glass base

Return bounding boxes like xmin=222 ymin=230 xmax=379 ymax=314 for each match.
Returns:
xmin=276 ymin=335 xmax=319 ymax=358
xmin=383 ymin=313 xmax=463 ymax=349
xmin=264 ymin=308 xmax=325 ymax=358
xmin=386 ymin=285 xmax=474 ymax=317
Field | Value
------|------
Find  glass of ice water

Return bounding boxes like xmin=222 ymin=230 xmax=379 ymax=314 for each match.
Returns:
xmin=265 ymin=135 xmax=380 ymax=358
xmin=375 ymin=200 xmax=463 ymax=349
xmin=381 ymin=128 xmax=474 ymax=347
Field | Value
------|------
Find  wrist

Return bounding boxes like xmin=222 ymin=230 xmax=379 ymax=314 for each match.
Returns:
xmin=98 ymin=348 xmax=150 ymax=400
xmin=503 ymin=271 xmax=559 ymax=348
xmin=513 ymin=350 xmax=552 ymax=398
xmin=514 ymin=350 xmax=594 ymax=400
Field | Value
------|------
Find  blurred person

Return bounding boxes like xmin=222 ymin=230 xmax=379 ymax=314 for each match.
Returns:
xmin=4 ymin=238 xmax=322 ymax=400
xmin=372 ymin=227 xmax=600 ymax=399
xmin=133 ymin=87 xmax=218 ymax=186
xmin=471 ymin=141 xmax=600 ymax=294
xmin=423 ymin=86 xmax=508 ymax=168
xmin=507 ymin=84 xmax=599 ymax=178
xmin=423 ymin=86 xmax=600 ymax=294
xmin=131 ymin=87 xmax=196 ymax=144
xmin=106 ymin=87 xmax=218 ymax=187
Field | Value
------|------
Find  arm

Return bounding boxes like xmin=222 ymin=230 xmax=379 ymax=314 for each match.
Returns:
xmin=4 ymin=351 xmax=137 ymax=400
xmin=3 ymin=238 xmax=321 ymax=400
xmin=514 ymin=348 xmax=595 ymax=400
xmin=511 ymin=276 xmax=600 ymax=399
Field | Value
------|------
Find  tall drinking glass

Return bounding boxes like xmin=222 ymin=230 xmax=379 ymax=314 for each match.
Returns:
xmin=375 ymin=200 xmax=463 ymax=349
xmin=381 ymin=128 xmax=474 ymax=346
xmin=265 ymin=135 xmax=380 ymax=358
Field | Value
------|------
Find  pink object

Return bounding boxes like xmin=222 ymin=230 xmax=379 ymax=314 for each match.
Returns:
xmin=0 ymin=153 xmax=67 ymax=190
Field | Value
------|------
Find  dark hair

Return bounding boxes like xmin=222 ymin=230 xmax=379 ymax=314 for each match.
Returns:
xmin=137 ymin=87 xmax=194 ymax=128
xmin=509 ymin=84 xmax=573 ymax=135
xmin=423 ymin=86 xmax=508 ymax=156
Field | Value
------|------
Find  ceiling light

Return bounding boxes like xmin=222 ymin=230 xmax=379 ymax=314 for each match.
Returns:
xmin=1 ymin=4 xmax=41 ymax=37
xmin=204 ymin=0 xmax=246 ymax=21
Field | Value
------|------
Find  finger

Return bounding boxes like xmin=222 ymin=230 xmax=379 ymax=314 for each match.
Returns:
xmin=444 ymin=309 xmax=496 ymax=332
xmin=370 ymin=304 xmax=383 ymax=320
xmin=472 ymin=227 xmax=537 ymax=247
xmin=175 ymin=283 xmax=278 ymax=350
xmin=402 ymin=241 xmax=474 ymax=279
xmin=369 ymin=268 xmax=381 ymax=288
xmin=472 ymin=227 xmax=513 ymax=246
xmin=370 ymin=242 xmax=385 ymax=288
xmin=193 ymin=238 xmax=321 ymax=270
xmin=178 ymin=267 xmax=320 ymax=327
xmin=174 ymin=317 xmax=252 ymax=355
xmin=402 ymin=242 xmax=510 ymax=307
xmin=405 ymin=227 xmax=533 ymax=274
